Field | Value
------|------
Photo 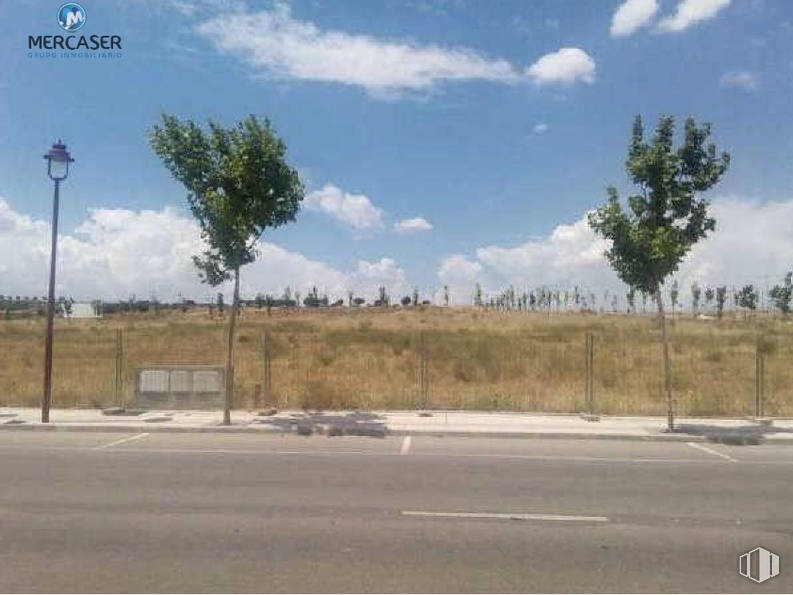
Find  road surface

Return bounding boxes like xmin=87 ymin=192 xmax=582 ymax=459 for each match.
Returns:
xmin=0 ymin=431 xmax=791 ymax=592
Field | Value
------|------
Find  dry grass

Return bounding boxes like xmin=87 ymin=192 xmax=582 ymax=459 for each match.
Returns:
xmin=2 ymin=306 xmax=792 ymax=416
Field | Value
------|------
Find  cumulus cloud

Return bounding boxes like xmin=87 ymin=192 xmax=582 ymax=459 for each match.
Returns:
xmin=394 ymin=217 xmax=433 ymax=234
xmin=436 ymin=197 xmax=793 ymax=304
xmin=196 ymin=4 xmax=521 ymax=95
xmin=304 ymin=184 xmax=384 ymax=231
xmin=658 ymin=0 xmax=731 ymax=33
xmin=0 ymin=198 xmax=405 ymax=302
xmin=438 ymin=254 xmax=485 ymax=304
xmin=438 ymin=254 xmax=483 ymax=281
xmin=525 ymin=48 xmax=596 ymax=86
xmin=720 ymin=70 xmax=760 ymax=91
xmin=610 ymin=0 xmax=659 ymax=37
xmin=355 ymin=258 xmax=405 ymax=285
xmin=533 ymin=123 xmax=548 ymax=134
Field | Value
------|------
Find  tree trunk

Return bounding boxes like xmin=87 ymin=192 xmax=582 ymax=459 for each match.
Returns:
xmin=223 ymin=267 xmax=240 ymax=425
xmin=655 ymin=285 xmax=674 ymax=432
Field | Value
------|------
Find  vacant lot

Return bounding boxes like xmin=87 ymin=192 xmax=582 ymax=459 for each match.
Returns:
xmin=2 ymin=307 xmax=792 ymax=416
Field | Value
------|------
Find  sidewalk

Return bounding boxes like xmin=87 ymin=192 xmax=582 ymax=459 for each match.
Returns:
xmin=1 ymin=407 xmax=792 ymax=444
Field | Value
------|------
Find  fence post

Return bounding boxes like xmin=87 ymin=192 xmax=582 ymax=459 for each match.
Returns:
xmin=419 ymin=330 xmax=429 ymax=409
xmin=755 ymin=333 xmax=765 ymax=419
xmin=114 ymin=328 xmax=123 ymax=408
xmin=261 ymin=328 xmax=272 ymax=407
xmin=585 ymin=331 xmax=595 ymax=414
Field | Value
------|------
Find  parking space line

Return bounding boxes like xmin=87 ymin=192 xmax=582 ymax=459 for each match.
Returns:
xmin=93 ymin=433 xmax=150 ymax=450
xmin=400 ymin=436 xmax=412 ymax=455
xmin=687 ymin=442 xmax=738 ymax=462
xmin=402 ymin=510 xmax=609 ymax=522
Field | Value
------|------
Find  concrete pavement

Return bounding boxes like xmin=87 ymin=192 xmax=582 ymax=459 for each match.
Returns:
xmin=2 ymin=407 xmax=792 ymax=443
xmin=0 ymin=431 xmax=792 ymax=592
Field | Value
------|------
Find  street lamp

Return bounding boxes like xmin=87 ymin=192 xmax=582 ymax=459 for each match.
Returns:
xmin=41 ymin=140 xmax=74 ymax=423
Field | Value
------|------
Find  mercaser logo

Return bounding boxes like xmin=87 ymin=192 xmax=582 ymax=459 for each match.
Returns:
xmin=27 ymin=2 xmax=122 ymax=59
xmin=58 ymin=3 xmax=86 ymax=32
xmin=740 ymin=547 xmax=780 ymax=584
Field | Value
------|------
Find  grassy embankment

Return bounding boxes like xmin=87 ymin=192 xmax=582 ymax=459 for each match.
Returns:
xmin=2 ymin=307 xmax=791 ymax=416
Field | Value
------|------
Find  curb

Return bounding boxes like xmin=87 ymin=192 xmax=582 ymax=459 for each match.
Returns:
xmin=2 ymin=422 xmax=783 ymax=443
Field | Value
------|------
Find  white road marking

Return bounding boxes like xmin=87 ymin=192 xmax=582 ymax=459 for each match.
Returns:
xmin=94 ymin=433 xmax=149 ymax=450
xmin=400 ymin=436 xmax=412 ymax=455
xmin=687 ymin=441 xmax=738 ymax=462
xmin=402 ymin=511 xmax=609 ymax=522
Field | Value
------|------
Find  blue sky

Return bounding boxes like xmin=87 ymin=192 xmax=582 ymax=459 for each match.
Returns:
xmin=2 ymin=0 xmax=793 ymax=303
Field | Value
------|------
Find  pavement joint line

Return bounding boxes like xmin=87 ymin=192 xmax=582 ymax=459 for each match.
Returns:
xmin=93 ymin=433 xmax=150 ymax=450
xmin=402 ymin=511 xmax=609 ymax=522
xmin=686 ymin=441 xmax=738 ymax=462
xmin=400 ymin=436 xmax=411 ymax=455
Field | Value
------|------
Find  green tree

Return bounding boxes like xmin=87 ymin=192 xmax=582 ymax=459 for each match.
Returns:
xmin=376 ymin=286 xmax=390 ymax=307
xmin=588 ymin=115 xmax=729 ymax=431
xmin=150 ymin=114 xmax=304 ymax=425
xmin=716 ymin=285 xmax=727 ymax=319
xmin=626 ymin=286 xmax=636 ymax=313
xmin=670 ymin=280 xmax=679 ymax=315
xmin=736 ymin=284 xmax=758 ymax=313
xmin=473 ymin=283 xmax=483 ymax=307
xmin=691 ymin=281 xmax=701 ymax=314
xmin=704 ymin=286 xmax=714 ymax=310
xmin=770 ymin=272 xmax=793 ymax=316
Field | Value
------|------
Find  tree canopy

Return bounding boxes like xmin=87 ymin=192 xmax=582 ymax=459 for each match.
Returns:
xmin=149 ymin=114 xmax=304 ymax=285
xmin=588 ymin=115 xmax=730 ymax=294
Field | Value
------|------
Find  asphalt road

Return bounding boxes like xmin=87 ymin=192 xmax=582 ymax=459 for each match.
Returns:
xmin=0 ymin=431 xmax=791 ymax=593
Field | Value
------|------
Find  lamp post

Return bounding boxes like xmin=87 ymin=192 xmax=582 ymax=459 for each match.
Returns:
xmin=41 ymin=140 xmax=74 ymax=423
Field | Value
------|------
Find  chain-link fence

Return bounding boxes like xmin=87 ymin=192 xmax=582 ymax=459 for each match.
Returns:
xmin=2 ymin=315 xmax=792 ymax=416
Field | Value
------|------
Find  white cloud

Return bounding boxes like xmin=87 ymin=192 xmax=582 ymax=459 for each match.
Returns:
xmin=196 ymin=4 xmax=522 ymax=95
xmin=657 ymin=0 xmax=731 ymax=33
xmin=720 ymin=70 xmax=760 ymax=91
xmin=533 ymin=123 xmax=548 ymax=134
xmin=438 ymin=254 xmax=484 ymax=304
xmin=0 ymin=197 xmax=406 ymax=302
xmin=352 ymin=257 xmax=408 ymax=298
xmin=304 ymin=184 xmax=384 ymax=231
xmin=394 ymin=217 xmax=433 ymax=233
xmin=438 ymin=254 xmax=483 ymax=281
xmin=435 ymin=197 xmax=793 ymax=304
xmin=610 ymin=0 xmax=659 ymax=37
xmin=525 ymin=48 xmax=596 ymax=86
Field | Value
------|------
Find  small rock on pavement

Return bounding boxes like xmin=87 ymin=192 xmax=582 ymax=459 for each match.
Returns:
xmin=296 ymin=424 xmax=314 ymax=436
